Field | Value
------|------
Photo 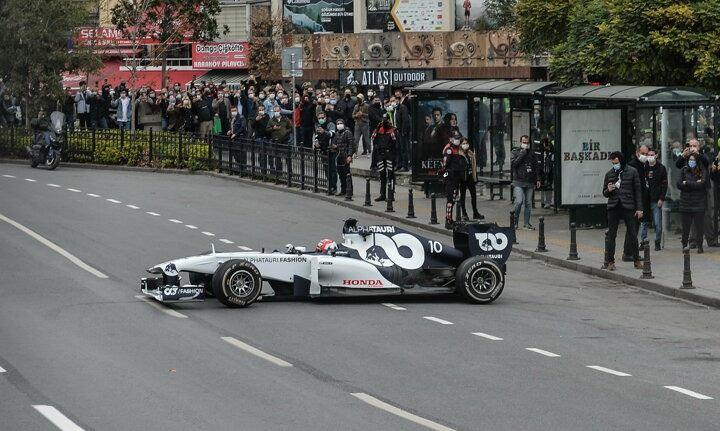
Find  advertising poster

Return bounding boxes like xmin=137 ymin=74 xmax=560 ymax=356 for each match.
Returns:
xmin=192 ymin=42 xmax=249 ymax=69
xmin=284 ymin=0 xmax=354 ymax=33
xmin=413 ymin=98 xmax=469 ymax=181
xmin=454 ymin=0 xmax=486 ymax=30
xmin=366 ymin=0 xmax=398 ymax=31
xmin=560 ymin=109 xmax=622 ymax=205
xmin=391 ymin=0 xmax=445 ymax=32
xmin=511 ymin=110 xmax=530 ymax=148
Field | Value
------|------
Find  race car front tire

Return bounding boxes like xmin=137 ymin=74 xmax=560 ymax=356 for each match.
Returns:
xmin=213 ymin=260 xmax=262 ymax=308
xmin=455 ymin=257 xmax=505 ymax=304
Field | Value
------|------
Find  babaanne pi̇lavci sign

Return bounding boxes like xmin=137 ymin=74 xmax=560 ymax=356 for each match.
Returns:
xmin=192 ymin=42 xmax=249 ymax=69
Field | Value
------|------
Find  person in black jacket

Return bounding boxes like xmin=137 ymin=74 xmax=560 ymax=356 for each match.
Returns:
xmin=334 ymin=119 xmax=356 ymax=196
xmin=371 ymin=119 xmax=398 ymax=202
xmin=390 ymin=93 xmax=411 ymax=171
xmin=675 ymin=138 xmax=717 ymax=247
xmin=602 ymin=152 xmax=643 ymax=271
xmin=678 ymin=154 xmax=709 ymax=253
xmin=639 ymin=149 xmax=668 ymax=251
xmin=622 ymin=145 xmax=650 ymax=260
xmin=510 ymin=135 xmax=540 ymax=230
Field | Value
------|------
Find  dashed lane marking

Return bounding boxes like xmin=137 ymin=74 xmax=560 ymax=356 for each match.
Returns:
xmin=146 ymin=212 xmax=160 ymax=216
xmin=220 ymin=239 xmax=234 ymax=244
xmin=472 ymin=332 xmax=504 ymax=341
xmin=2 ymin=174 xmax=15 ymax=178
xmin=586 ymin=365 xmax=631 ymax=377
xmin=86 ymin=193 xmax=100 ymax=198
xmin=423 ymin=316 xmax=453 ymax=325
xmin=25 ymin=178 xmax=37 ymax=182
xmin=106 ymin=199 xmax=121 ymax=204
xmin=33 ymin=405 xmax=85 ymax=431
xmin=185 ymin=225 xmax=198 ymax=229
xmin=66 ymin=188 xmax=81 ymax=193
xmin=168 ymin=219 xmax=183 ymax=224
xmin=351 ymin=393 xmax=456 ymax=431
xmin=664 ymin=386 xmax=713 ymax=400
xmin=238 ymin=246 xmax=252 ymax=251
xmin=202 ymin=231 xmax=215 ymax=237
xmin=0 ymin=212 xmax=108 ymax=279
xmin=221 ymin=336 xmax=293 ymax=367
xmin=126 ymin=205 xmax=139 ymax=209
xmin=382 ymin=303 xmax=406 ymax=311
xmin=525 ymin=348 xmax=561 ymax=358
xmin=47 ymin=183 xmax=61 ymax=188
xmin=134 ymin=295 xmax=188 ymax=319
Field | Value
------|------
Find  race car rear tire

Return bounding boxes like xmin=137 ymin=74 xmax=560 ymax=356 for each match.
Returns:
xmin=213 ymin=260 xmax=262 ymax=308
xmin=455 ymin=257 xmax=505 ymax=304
xmin=189 ymin=272 xmax=214 ymax=297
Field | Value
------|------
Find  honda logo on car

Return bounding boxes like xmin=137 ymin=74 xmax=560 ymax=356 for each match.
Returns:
xmin=343 ymin=279 xmax=383 ymax=287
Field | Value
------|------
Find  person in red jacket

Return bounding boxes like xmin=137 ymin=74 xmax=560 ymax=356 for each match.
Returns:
xmin=371 ymin=118 xmax=398 ymax=201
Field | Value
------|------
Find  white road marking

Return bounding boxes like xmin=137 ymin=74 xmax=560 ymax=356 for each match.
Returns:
xmin=0 ymin=213 xmax=108 ymax=279
xmin=2 ymin=174 xmax=16 ymax=178
xmin=168 ymin=219 xmax=183 ymax=224
xmin=664 ymin=386 xmax=713 ymax=400
xmin=423 ymin=316 xmax=453 ymax=325
xmin=382 ymin=303 xmax=406 ymax=311
xmin=106 ymin=198 xmax=121 ymax=204
xmin=134 ymin=295 xmax=188 ymax=319
xmin=202 ymin=231 xmax=215 ymax=237
xmin=238 ymin=246 xmax=252 ymax=251
xmin=25 ymin=178 xmax=37 ymax=182
xmin=219 ymin=239 xmax=234 ymax=244
xmin=351 ymin=393 xmax=456 ymax=431
xmin=221 ymin=336 xmax=293 ymax=367
xmin=86 ymin=193 xmax=100 ymax=198
xmin=586 ymin=365 xmax=631 ymax=377
xmin=146 ymin=212 xmax=160 ymax=216
xmin=472 ymin=332 xmax=504 ymax=341
xmin=525 ymin=348 xmax=561 ymax=358
xmin=66 ymin=188 xmax=81 ymax=193
xmin=47 ymin=183 xmax=61 ymax=188
xmin=33 ymin=405 xmax=85 ymax=431
xmin=126 ymin=205 xmax=139 ymax=209
xmin=0 ymin=365 xmax=6 ymax=373
xmin=185 ymin=225 xmax=198 ymax=229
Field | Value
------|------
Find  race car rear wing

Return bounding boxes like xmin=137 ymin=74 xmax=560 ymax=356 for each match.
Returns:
xmin=453 ymin=223 xmax=514 ymax=264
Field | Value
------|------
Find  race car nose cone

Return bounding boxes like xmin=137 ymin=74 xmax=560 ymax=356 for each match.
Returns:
xmin=147 ymin=266 xmax=162 ymax=274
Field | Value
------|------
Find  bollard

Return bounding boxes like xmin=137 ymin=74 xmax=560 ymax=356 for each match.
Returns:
xmin=386 ymin=182 xmax=395 ymax=213
xmin=567 ymin=222 xmax=580 ymax=260
xmin=455 ymin=196 xmax=462 ymax=223
xmin=406 ymin=189 xmax=416 ymax=218
xmin=363 ymin=178 xmax=372 ymax=207
xmin=535 ymin=216 xmax=547 ymax=252
xmin=509 ymin=211 xmax=518 ymax=244
xmin=344 ymin=175 xmax=353 ymax=201
xmin=681 ymin=247 xmax=694 ymax=289
xmin=641 ymin=240 xmax=654 ymax=279
xmin=430 ymin=194 xmax=439 ymax=224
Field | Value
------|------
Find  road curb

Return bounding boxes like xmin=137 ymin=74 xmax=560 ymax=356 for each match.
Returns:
xmin=3 ymin=159 xmax=717 ymax=309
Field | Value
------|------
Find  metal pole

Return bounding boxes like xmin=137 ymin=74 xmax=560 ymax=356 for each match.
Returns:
xmin=291 ymin=53 xmax=297 ymax=148
xmin=641 ymin=240 xmax=654 ymax=279
xmin=430 ymin=193 xmax=438 ymax=224
xmin=660 ymin=107 xmax=669 ymax=250
xmin=536 ymin=216 xmax=547 ymax=252
xmin=406 ymin=189 xmax=416 ymax=218
xmin=364 ymin=177 xmax=372 ymax=206
xmin=681 ymin=247 xmax=694 ymax=289
xmin=567 ymin=222 xmax=580 ymax=260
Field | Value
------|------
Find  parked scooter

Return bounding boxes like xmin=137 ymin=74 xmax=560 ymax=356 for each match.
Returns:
xmin=28 ymin=111 xmax=64 ymax=170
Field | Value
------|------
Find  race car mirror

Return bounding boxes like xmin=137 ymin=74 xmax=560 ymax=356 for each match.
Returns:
xmin=454 ymin=223 xmax=514 ymax=264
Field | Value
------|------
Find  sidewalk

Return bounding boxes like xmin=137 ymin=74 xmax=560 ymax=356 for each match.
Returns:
xmin=339 ymin=158 xmax=720 ymax=307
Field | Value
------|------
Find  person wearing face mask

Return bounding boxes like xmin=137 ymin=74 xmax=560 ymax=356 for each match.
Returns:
xmin=228 ymin=106 xmax=247 ymax=141
xmin=602 ymin=152 xmax=643 ymax=271
xmin=313 ymin=113 xmax=338 ymax=193
xmin=263 ymin=91 xmax=278 ymax=113
xmin=511 ymin=135 xmax=540 ymax=231
xmin=675 ymin=138 xmax=717 ymax=248
xmin=352 ymin=94 xmax=370 ymax=155
xmin=458 ymin=138 xmax=484 ymax=220
xmin=111 ymin=90 xmax=132 ymax=131
xmin=638 ymin=150 xmax=667 ymax=251
xmin=678 ymin=154 xmax=709 ymax=253
xmin=334 ymin=119 xmax=356 ymax=196
xmin=336 ymin=88 xmax=356 ymax=132
xmin=266 ymin=106 xmax=292 ymax=145
xmin=441 ymin=135 xmax=464 ymax=229
xmin=252 ymin=106 xmax=269 ymax=142
xmin=621 ymin=145 xmax=651 ymax=260
xmin=371 ymin=118 xmax=398 ymax=202
xmin=368 ymin=97 xmax=384 ymax=133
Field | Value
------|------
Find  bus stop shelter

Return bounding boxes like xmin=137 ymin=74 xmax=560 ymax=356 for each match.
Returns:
xmin=410 ymin=79 xmax=560 ymax=198
xmin=547 ymin=85 xmax=718 ymax=235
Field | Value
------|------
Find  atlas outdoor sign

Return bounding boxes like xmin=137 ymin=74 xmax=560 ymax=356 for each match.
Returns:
xmin=340 ymin=69 xmax=434 ymax=87
xmin=192 ymin=42 xmax=249 ymax=69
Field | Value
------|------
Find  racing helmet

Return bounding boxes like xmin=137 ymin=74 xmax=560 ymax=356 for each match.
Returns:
xmin=316 ymin=239 xmax=338 ymax=253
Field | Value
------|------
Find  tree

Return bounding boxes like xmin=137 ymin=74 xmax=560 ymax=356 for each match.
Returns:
xmin=248 ymin=6 xmax=307 ymax=80
xmin=0 ymin=0 xmax=101 ymax=122
xmin=484 ymin=0 xmax=518 ymax=29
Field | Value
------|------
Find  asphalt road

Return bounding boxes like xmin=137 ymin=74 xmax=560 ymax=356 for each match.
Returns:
xmin=1 ymin=163 xmax=719 ymax=431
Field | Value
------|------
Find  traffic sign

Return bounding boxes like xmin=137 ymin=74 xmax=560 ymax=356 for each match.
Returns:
xmin=281 ymin=47 xmax=304 ymax=78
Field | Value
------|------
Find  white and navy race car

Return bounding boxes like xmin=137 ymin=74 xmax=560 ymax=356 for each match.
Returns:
xmin=140 ymin=219 xmax=514 ymax=308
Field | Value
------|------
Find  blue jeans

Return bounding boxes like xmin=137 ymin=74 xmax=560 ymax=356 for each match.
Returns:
xmin=639 ymin=202 xmax=662 ymax=243
xmin=118 ymin=121 xmax=130 ymax=130
xmin=513 ymin=185 xmax=533 ymax=226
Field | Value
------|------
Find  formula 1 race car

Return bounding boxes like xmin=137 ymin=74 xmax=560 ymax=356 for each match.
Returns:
xmin=140 ymin=219 xmax=514 ymax=308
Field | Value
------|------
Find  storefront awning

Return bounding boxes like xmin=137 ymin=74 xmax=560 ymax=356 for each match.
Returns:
xmin=547 ymin=85 xmax=717 ymax=105
xmin=188 ymin=70 xmax=250 ymax=89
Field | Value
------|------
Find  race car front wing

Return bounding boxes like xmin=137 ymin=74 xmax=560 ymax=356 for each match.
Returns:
xmin=140 ymin=276 xmax=205 ymax=302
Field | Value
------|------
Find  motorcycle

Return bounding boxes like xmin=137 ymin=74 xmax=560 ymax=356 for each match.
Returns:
xmin=28 ymin=111 xmax=64 ymax=170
